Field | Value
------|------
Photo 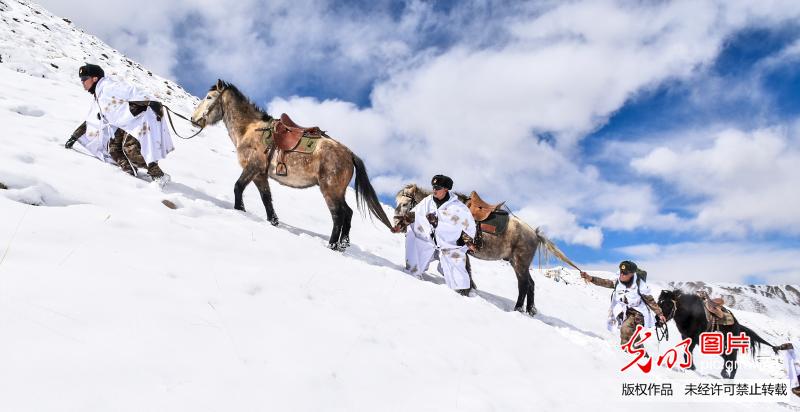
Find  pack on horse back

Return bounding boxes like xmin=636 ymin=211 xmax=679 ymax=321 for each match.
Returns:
xmin=466 ymin=191 xmax=510 ymax=249
xmin=258 ymin=113 xmax=325 ymax=176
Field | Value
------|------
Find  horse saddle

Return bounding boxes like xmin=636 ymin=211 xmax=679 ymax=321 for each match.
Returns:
xmin=260 ymin=113 xmax=324 ymax=176
xmin=467 ymin=191 xmax=506 ymax=222
xmin=273 ymin=113 xmax=323 ymax=150
xmin=700 ymin=295 xmax=735 ymax=329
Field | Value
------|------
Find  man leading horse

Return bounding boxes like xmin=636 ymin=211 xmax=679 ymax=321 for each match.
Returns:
xmin=393 ymin=174 xmax=477 ymax=296
xmin=65 ymin=63 xmax=173 ymax=187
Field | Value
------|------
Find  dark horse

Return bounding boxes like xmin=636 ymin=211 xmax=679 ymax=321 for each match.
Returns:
xmin=394 ymin=183 xmax=563 ymax=316
xmin=658 ymin=289 xmax=776 ymax=379
xmin=192 ymin=80 xmax=392 ymax=249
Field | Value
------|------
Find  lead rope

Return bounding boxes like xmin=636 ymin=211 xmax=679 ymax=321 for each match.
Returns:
xmin=656 ymin=322 xmax=669 ymax=342
xmin=163 ymin=105 xmax=205 ymax=139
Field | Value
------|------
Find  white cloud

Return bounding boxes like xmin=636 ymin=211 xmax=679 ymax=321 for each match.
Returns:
xmin=35 ymin=0 xmax=800 ymax=248
xmin=516 ymin=205 xmax=603 ymax=248
xmin=611 ymin=241 xmax=800 ymax=284
xmin=632 ymin=127 xmax=800 ymax=236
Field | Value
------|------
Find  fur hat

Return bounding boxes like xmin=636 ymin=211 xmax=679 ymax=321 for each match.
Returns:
xmin=431 ymin=174 xmax=453 ymax=190
xmin=619 ymin=260 xmax=638 ymax=274
xmin=78 ymin=63 xmax=104 ymax=79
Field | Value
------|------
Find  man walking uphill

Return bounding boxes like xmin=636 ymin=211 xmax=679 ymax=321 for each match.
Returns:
xmin=581 ymin=261 xmax=666 ymax=350
xmin=395 ymin=175 xmax=477 ymax=296
xmin=65 ymin=63 xmax=173 ymax=187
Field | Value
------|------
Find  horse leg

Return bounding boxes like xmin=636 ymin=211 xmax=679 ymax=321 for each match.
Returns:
xmin=512 ymin=252 xmax=536 ymax=316
xmin=720 ymin=327 xmax=739 ymax=379
xmin=320 ymin=195 xmax=345 ymax=250
xmin=466 ymin=254 xmax=476 ymax=290
xmin=233 ymin=164 xmax=259 ymax=211
xmin=319 ymin=175 xmax=348 ymax=250
xmin=525 ymin=273 xmax=536 ymax=316
xmin=509 ymin=257 xmax=528 ymax=314
xmin=327 ymin=203 xmax=345 ymax=250
xmin=252 ymin=173 xmax=279 ymax=226
xmin=685 ymin=337 xmax=698 ymax=370
xmin=337 ymin=201 xmax=353 ymax=249
xmin=721 ymin=351 xmax=738 ymax=379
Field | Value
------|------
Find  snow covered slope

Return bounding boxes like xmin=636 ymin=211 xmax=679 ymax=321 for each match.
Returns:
xmin=0 ymin=1 xmax=798 ymax=410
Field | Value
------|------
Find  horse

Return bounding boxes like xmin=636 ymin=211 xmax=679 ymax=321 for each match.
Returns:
xmin=191 ymin=80 xmax=392 ymax=250
xmin=394 ymin=183 xmax=555 ymax=315
xmin=657 ymin=289 xmax=777 ymax=379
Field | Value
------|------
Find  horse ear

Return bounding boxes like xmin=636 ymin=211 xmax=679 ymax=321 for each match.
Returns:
xmin=216 ymin=79 xmax=224 ymax=89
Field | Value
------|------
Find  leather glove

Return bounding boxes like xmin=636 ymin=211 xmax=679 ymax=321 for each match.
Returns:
xmin=426 ymin=212 xmax=438 ymax=228
xmin=64 ymin=136 xmax=78 ymax=149
xmin=149 ymin=101 xmax=164 ymax=121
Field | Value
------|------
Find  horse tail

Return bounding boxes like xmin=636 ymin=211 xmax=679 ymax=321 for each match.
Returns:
xmin=534 ymin=228 xmax=581 ymax=272
xmin=736 ymin=322 xmax=777 ymax=358
xmin=351 ymin=154 xmax=392 ymax=230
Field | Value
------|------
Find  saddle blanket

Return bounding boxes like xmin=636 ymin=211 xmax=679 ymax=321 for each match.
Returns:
xmin=263 ymin=134 xmax=320 ymax=154
xmin=479 ymin=210 xmax=509 ymax=236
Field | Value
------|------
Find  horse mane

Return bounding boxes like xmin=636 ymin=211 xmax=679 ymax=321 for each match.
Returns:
xmin=214 ymin=80 xmax=273 ymax=122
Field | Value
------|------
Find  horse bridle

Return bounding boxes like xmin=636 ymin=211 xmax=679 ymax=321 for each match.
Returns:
xmin=198 ymin=86 xmax=226 ymax=124
xmin=662 ymin=298 xmax=678 ymax=322
xmin=393 ymin=188 xmax=418 ymax=225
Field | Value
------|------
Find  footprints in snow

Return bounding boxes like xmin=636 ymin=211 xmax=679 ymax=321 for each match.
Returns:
xmin=0 ymin=177 xmax=77 ymax=207
xmin=9 ymin=104 xmax=44 ymax=117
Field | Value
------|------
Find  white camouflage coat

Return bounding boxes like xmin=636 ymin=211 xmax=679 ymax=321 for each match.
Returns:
xmin=782 ymin=338 xmax=800 ymax=389
xmin=404 ymin=194 xmax=476 ymax=290
xmin=75 ymin=77 xmax=174 ymax=164
xmin=607 ymin=274 xmax=657 ymax=331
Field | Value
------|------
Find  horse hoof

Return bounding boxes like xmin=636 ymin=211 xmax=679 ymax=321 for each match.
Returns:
xmin=339 ymin=237 xmax=350 ymax=249
xmin=328 ymin=243 xmax=344 ymax=252
xmin=527 ymin=306 xmax=538 ymax=317
xmin=268 ymin=216 xmax=279 ymax=226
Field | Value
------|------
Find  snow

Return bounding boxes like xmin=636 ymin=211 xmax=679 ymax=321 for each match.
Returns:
xmin=0 ymin=1 xmax=799 ymax=410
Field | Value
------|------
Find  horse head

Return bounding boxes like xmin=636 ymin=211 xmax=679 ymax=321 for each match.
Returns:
xmin=393 ymin=183 xmax=424 ymax=231
xmin=191 ymin=79 xmax=228 ymax=128
xmin=658 ymin=289 xmax=683 ymax=322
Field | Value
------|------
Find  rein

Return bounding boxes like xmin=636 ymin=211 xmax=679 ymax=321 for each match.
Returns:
xmin=655 ymin=298 xmax=676 ymax=342
xmin=656 ymin=322 xmax=669 ymax=342
xmin=170 ymin=86 xmax=226 ymax=140
xmin=164 ymin=105 xmax=205 ymax=139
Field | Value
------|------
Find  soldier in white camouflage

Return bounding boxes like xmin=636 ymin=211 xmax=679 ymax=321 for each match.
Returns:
xmin=64 ymin=63 xmax=172 ymax=187
xmin=581 ymin=261 xmax=666 ymax=349
xmin=774 ymin=338 xmax=800 ymax=397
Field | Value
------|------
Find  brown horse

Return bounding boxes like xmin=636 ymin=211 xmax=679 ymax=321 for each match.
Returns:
xmin=191 ymin=80 xmax=392 ymax=250
xmin=394 ymin=183 xmax=557 ymax=315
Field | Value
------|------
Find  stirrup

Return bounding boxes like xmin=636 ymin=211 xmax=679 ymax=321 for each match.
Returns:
xmin=276 ymin=162 xmax=288 ymax=176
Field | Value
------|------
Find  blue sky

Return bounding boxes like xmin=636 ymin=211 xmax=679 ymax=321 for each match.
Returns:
xmin=40 ymin=0 xmax=800 ymax=284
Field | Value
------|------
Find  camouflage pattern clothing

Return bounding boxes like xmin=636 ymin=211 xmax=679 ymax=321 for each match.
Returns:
xmin=584 ymin=274 xmax=664 ymax=347
xmin=108 ymin=128 xmax=165 ymax=178
xmin=619 ymin=308 xmax=645 ymax=346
